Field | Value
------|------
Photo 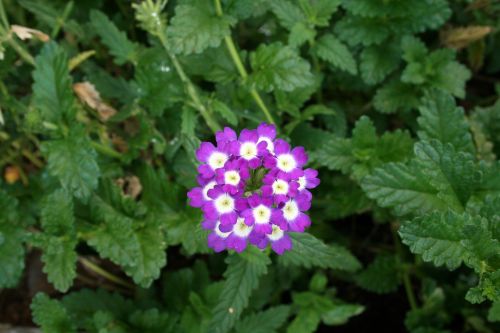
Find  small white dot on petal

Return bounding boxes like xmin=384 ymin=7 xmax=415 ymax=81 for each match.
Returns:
xmin=267 ymin=225 xmax=284 ymax=241
xmin=202 ymin=181 xmax=216 ymax=200
xmin=277 ymin=154 xmax=296 ymax=172
xmin=233 ymin=218 xmax=252 ymax=237
xmin=240 ymin=142 xmax=257 ymax=160
xmin=253 ymin=205 xmax=271 ymax=224
xmin=208 ymin=152 xmax=228 ymax=170
xmin=272 ymin=179 xmax=289 ymax=195
xmin=283 ymin=200 xmax=299 ymax=221
xmin=224 ymin=170 xmax=241 ymax=186
xmin=214 ymin=194 xmax=235 ymax=214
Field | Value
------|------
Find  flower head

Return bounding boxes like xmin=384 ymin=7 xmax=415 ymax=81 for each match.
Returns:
xmin=188 ymin=123 xmax=319 ymax=255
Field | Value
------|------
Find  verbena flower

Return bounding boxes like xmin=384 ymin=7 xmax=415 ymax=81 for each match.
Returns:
xmin=188 ymin=123 xmax=319 ymax=254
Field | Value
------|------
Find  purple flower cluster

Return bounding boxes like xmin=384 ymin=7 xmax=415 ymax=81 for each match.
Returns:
xmin=187 ymin=123 xmax=319 ymax=255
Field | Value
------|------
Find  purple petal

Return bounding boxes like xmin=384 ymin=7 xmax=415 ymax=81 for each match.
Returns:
xmin=196 ymin=142 xmax=216 ymax=162
xmin=220 ymin=211 xmax=237 ymax=226
xmin=227 ymin=235 xmax=248 ymax=253
xmin=201 ymin=219 xmax=216 ymax=230
xmin=239 ymin=129 xmax=258 ymax=142
xmin=198 ymin=164 xmax=215 ymax=178
xmin=208 ymin=233 xmax=227 ymax=252
xmin=187 ymin=187 xmax=204 ymax=207
xmin=292 ymin=146 xmax=308 ymax=166
xmin=257 ymin=123 xmax=276 ymax=140
xmin=216 ymin=127 xmax=237 ymax=145
xmin=254 ymin=223 xmax=272 ymax=234
xmin=274 ymin=139 xmax=290 ymax=155
xmin=271 ymin=234 xmax=292 ymax=255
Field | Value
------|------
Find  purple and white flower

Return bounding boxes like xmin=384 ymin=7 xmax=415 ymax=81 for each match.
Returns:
xmin=188 ymin=123 xmax=319 ymax=255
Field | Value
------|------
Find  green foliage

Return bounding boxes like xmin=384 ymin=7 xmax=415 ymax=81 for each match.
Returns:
xmin=355 ymin=254 xmax=401 ymax=294
xmin=279 ymin=233 xmax=361 ymax=272
xmin=249 ymin=42 xmax=315 ymax=92
xmin=90 ymin=10 xmax=139 ymax=65
xmin=209 ymin=248 xmax=271 ymax=333
xmin=1 ymin=1 xmax=499 ymax=332
xmin=168 ymin=0 xmax=236 ymax=55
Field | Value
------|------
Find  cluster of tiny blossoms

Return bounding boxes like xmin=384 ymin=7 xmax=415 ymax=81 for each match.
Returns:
xmin=187 ymin=123 xmax=319 ymax=255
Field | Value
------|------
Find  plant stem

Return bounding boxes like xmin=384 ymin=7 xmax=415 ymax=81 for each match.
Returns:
xmin=90 ymin=141 xmax=123 ymax=160
xmin=213 ymin=0 xmax=276 ymax=125
xmin=0 ymin=0 xmax=9 ymax=28
xmin=156 ymin=30 xmax=221 ymax=133
xmin=79 ymin=257 xmax=134 ymax=289
xmin=391 ymin=223 xmax=418 ymax=311
xmin=6 ymin=36 xmax=35 ymax=66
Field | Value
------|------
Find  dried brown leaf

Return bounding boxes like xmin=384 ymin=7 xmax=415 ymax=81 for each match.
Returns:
xmin=73 ymin=82 xmax=117 ymax=121
xmin=11 ymin=25 xmax=49 ymax=42
xmin=441 ymin=26 xmax=493 ymax=49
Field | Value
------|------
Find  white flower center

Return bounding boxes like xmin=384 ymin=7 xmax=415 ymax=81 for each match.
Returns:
xmin=202 ymin=181 xmax=216 ymax=200
xmin=214 ymin=194 xmax=234 ymax=214
xmin=277 ymin=154 xmax=296 ymax=172
xmin=224 ymin=170 xmax=241 ymax=186
xmin=240 ymin=142 xmax=257 ymax=160
xmin=258 ymin=137 xmax=274 ymax=153
xmin=268 ymin=225 xmax=284 ymax=241
xmin=297 ymin=176 xmax=306 ymax=191
xmin=283 ymin=200 xmax=299 ymax=221
xmin=233 ymin=218 xmax=253 ymax=238
xmin=272 ymin=179 xmax=289 ymax=195
xmin=253 ymin=204 xmax=271 ymax=224
xmin=215 ymin=221 xmax=231 ymax=239
xmin=208 ymin=152 xmax=228 ymax=170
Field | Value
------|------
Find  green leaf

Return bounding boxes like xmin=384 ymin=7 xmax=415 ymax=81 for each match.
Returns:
xmin=32 ymin=42 xmax=74 ymax=124
xmin=488 ymin=301 xmax=500 ymax=322
xmin=360 ymin=41 xmax=400 ymax=85
xmin=90 ymin=10 xmax=138 ymax=65
xmin=35 ymin=189 xmax=77 ymax=292
xmin=0 ymin=224 xmax=25 ymax=288
xmin=168 ymin=0 xmax=236 ymax=55
xmin=235 ymin=306 xmax=290 ymax=333
xmin=289 ymin=22 xmax=316 ymax=48
xmin=433 ymin=60 xmax=471 ymax=99
xmin=314 ymin=34 xmax=357 ymax=75
xmin=181 ymin=105 xmax=197 ymax=137
xmin=87 ymin=195 xmax=140 ymax=267
xmin=211 ymin=99 xmax=238 ymax=126
xmin=335 ymin=16 xmax=390 ymax=46
xmin=270 ymin=0 xmax=305 ymax=30
xmin=37 ymin=236 xmax=77 ymax=292
xmin=135 ymin=47 xmax=184 ymax=116
xmin=209 ymin=248 xmax=271 ymax=333
xmin=355 ymin=254 xmax=401 ymax=294
xmin=417 ymin=91 xmax=474 ymax=153
xmin=41 ymin=127 xmax=100 ymax=201
xmin=414 ymin=140 xmax=480 ymax=208
xmin=123 ymin=221 xmax=167 ymax=288
xmin=399 ymin=210 xmax=499 ymax=270
xmin=321 ymin=304 xmax=365 ymax=326
xmin=303 ymin=0 xmax=341 ymax=27
xmin=249 ymin=42 xmax=314 ymax=92
xmin=374 ymin=79 xmax=420 ymax=114
xmin=287 ymin=309 xmax=321 ymax=333
xmin=279 ymin=233 xmax=361 ymax=272
xmin=362 ymin=161 xmax=448 ymax=216
xmin=31 ymin=293 xmax=77 ymax=333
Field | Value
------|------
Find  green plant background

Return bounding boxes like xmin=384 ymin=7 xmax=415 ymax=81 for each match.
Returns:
xmin=0 ymin=0 xmax=499 ymax=332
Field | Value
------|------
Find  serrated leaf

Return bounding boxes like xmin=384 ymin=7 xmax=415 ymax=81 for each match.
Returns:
xmin=304 ymin=0 xmax=341 ymax=27
xmin=355 ymin=254 xmax=401 ymax=294
xmin=374 ymin=79 xmax=420 ymax=114
xmin=287 ymin=309 xmax=320 ymax=333
xmin=417 ymin=91 xmax=474 ymax=153
xmin=32 ymin=42 xmax=74 ymax=123
xmin=280 ymin=233 xmax=361 ymax=272
xmin=181 ymin=105 xmax=197 ymax=137
xmin=211 ymin=99 xmax=238 ymax=126
xmin=90 ymin=10 xmax=138 ymax=65
xmin=414 ymin=140 xmax=480 ymax=208
xmin=235 ymin=306 xmax=290 ymax=333
xmin=362 ymin=161 xmax=448 ymax=216
xmin=0 ymin=224 xmax=25 ymax=288
xmin=36 ymin=189 xmax=77 ymax=292
xmin=322 ymin=304 xmax=365 ymax=326
xmin=311 ymin=137 xmax=354 ymax=173
xmin=335 ymin=16 xmax=390 ymax=46
xmin=37 ymin=235 xmax=77 ymax=292
xmin=249 ymin=42 xmax=314 ymax=92
xmin=289 ymin=22 xmax=316 ymax=48
xmin=209 ymin=249 xmax=271 ymax=333
xmin=314 ymin=34 xmax=357 ymax=75
xmin=87 ymin=195 xmax=140 ymax=267
xmin=360 ymin=41 xmax=400 ymax=85
xmin=400 ymin=210 xmax=499 ymax=270
xmin=270 ymin=0 xmax=305 ymax=30
xmin=41 ymin=127 xmax=100 ymax=201
xmin=31 ymin=293 xmax=77 ymax=333
xmin=168 ymin=0 xmax=236 ymax=55
xmin=123 ymin=221 xmax=167 ymax=288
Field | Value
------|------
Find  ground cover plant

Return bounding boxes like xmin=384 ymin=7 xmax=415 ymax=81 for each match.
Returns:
xmin=0 ymin=0 xmax=499 ymax=332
